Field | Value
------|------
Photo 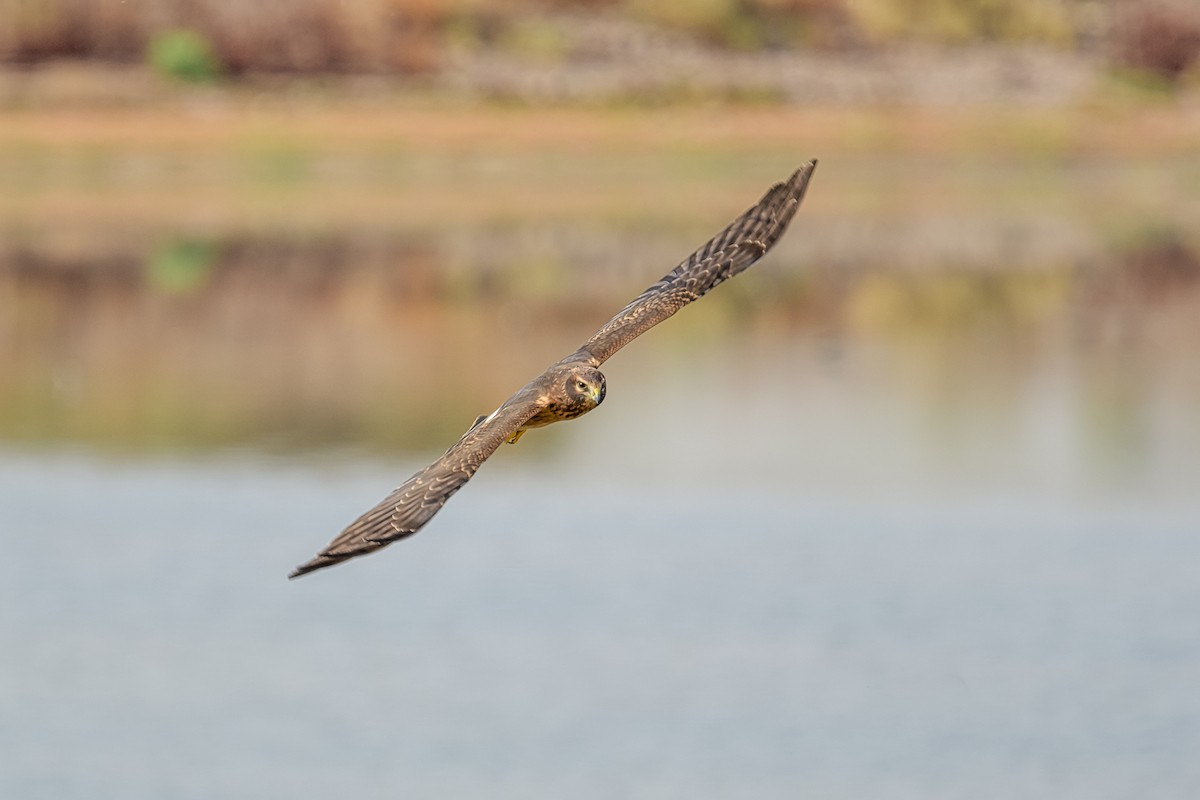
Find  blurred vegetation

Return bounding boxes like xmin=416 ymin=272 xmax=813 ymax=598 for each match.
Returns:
xmin=624 ymin=0 xmax=1080 ymax=49
xmin=146 ymin=29 xmax=220 ymax=82
xmin=0 ymin=0 xmax=449 ymax=74
xmin=2 ymin=220 xmax=1197 ymax=452
xmin=147 ymin=237 xmax=219 ymax=292
xmin=845 ymin=0 xmax=1075 ymax=45
xmin=1111 ymin=0 xmax=1200 ymax=83
xmin=0 ymin=0 xmax=1196 ymax=90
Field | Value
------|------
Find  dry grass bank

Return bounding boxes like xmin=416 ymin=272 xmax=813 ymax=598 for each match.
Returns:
xmin=2 ymin=100 xmax=1198 ymax=239
xmin=5 ymin=99 xmax=1200 ymax=156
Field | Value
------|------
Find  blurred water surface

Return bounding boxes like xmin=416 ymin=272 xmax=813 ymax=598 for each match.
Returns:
xmin=2 ymin=152 xmax=1199 ymax=798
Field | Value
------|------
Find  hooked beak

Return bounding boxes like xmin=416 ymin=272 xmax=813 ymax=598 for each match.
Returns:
xmin=592 ymin=383 xmax=606 ymax=405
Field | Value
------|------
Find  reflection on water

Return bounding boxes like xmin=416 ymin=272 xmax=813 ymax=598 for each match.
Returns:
xmin=2 ymin=214 xmax=1198 ymax=487
xmin=2 ymin=161 xmax=1200 ymax=799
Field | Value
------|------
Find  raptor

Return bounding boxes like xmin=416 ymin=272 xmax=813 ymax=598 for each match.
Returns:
xmin=291 ymin=161 xmax=817 ymax=578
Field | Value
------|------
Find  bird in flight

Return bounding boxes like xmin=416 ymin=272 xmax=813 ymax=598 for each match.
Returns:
xmin=290 ymin=161 xmax=817 ymax=578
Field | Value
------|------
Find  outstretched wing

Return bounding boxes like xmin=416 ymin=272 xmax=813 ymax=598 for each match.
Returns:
xmin=575 ymin=161 xmax=816 ymax=366
xmin=289 ymin=388 xmax=543 ymax=578
xmin=290 ymin=163 xmax=816 ymax=578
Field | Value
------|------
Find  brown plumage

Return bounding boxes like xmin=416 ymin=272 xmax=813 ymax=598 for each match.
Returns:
xmin=289 ymin=161 xmax=817 ymax=578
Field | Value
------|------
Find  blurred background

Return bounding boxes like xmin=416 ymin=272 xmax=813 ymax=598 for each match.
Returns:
xmin=2 ymin=1 xmax=1199 ymax=798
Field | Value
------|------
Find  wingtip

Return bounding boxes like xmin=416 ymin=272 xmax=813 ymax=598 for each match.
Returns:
xmin=768 ymin=161 xmax=817 ymax=198
xmin=786 ymin=160 xmax=818 ymax=201
xmin=287 ymin=555 xmax=333 ymax=580
xmin=793 ymin=159 xmax=818 ymax=182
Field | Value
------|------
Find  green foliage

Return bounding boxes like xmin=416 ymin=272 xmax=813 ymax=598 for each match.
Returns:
xmin=147 ymin=238 xmax=218 ymax=293
xmin=147 ymin=29 xmax=221 ymax=83
xmin=1104 ymin=67 xmax=1178 ymax=102
xmin=845 ymin=0 xmax=1074 ymax=45
xmin=500 ymin=19 xmax=570 ymax=62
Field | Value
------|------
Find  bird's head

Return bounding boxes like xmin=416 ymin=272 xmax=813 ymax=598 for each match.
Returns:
xmin=565 ymin=366 xmax=606 ymax=409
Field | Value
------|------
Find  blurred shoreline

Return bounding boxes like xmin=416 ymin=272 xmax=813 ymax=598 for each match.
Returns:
xmin=3 ymin=34 xmax=1199 ymax=456
xmin=3 ymin=56 xmax=1199 ymax=150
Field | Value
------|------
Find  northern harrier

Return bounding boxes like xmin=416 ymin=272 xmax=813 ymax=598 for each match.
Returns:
xmin=290 ymin=161 xmax=817 ymax=578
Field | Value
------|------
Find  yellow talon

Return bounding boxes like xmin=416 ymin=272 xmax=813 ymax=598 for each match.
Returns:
xmin=506 ymin=429 xmax=527 ymax=445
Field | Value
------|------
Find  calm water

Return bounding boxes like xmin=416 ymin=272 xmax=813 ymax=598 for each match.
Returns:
xmin=2 ymin=153 xmax=1200 ymax=797
xmin=3 ymin=328 xmax=1200 ymax=798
